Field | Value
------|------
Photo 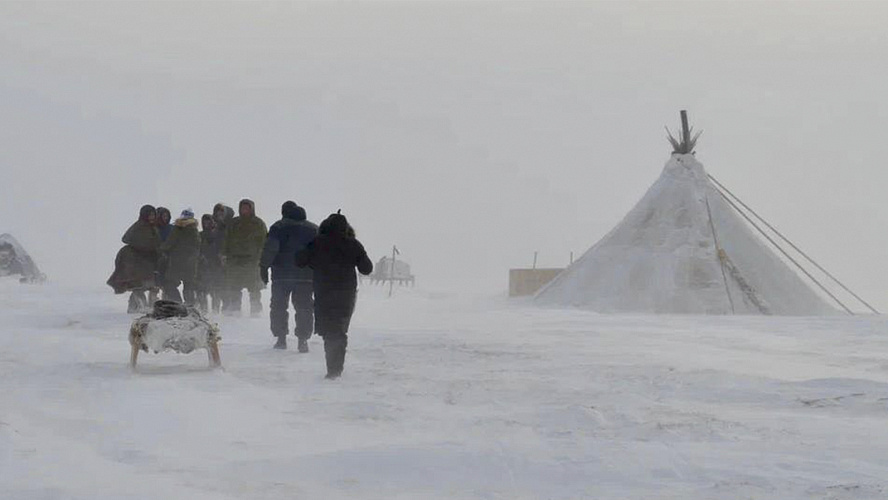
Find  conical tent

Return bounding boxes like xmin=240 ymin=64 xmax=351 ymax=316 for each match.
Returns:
xmin=534 ymin=153 xmax=836 ymax=315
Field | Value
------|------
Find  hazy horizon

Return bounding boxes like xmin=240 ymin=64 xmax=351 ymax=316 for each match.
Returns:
xmin=2 ymin=1 xmax=887 ymax=310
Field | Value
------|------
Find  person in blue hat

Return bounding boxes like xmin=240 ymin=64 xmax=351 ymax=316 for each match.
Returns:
xmin=159 ymin=208 xmax=201 ymax=304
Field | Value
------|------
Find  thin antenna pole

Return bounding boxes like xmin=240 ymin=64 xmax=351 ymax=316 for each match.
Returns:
xmin=388 ymin=245 xmax=396 ymax=298
xmin=709 ymin=174 xmax=879 ymax=314
xmin=712 ymin=185 xmax=854 ymax=314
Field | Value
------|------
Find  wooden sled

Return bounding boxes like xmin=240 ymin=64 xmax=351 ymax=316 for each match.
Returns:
xmin=128 ymin=337 xmax=221 ymax=370
xmin=129 ymin=309 xmax=222 ymax=370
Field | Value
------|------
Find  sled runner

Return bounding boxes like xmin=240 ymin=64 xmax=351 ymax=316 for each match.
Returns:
xmin=129 ymin=301 xmax=221 ymax=370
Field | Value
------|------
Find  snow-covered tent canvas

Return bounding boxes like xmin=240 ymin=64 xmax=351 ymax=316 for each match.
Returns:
xmin=535 ymin=113 xmax=838 ymax=316
xmin=0 ymin=233 xmax=46 ymax=283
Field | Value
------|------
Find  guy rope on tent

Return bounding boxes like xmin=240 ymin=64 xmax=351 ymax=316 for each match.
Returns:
xmin=708 ymin=174 xmax=880 ymax=315
xmin=670 ymin=110 xmax=879 ymax=316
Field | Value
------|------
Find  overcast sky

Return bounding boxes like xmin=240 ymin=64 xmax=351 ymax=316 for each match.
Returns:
xmin=1 ymin=1 xmax=887 ymax=309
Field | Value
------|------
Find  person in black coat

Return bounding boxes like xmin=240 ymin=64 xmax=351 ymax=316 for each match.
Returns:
xmin=154 ymin=206 xmax=174 ymax=298
xmin=260 ymin=201 xmax=318 ymax=351
xmin=197 ymin=214 xmax=225 ymax=313
xmin=295 ymin=211 xmax=372 ymax=379
xmin=211 ymin=203 xmax=236 ymax=310
xmin=107 ymin=204 xmax=161 ymax=313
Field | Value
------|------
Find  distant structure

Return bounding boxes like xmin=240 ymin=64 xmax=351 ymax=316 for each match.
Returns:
xmin=369 ymin=254 xmax=415 ymax=288
xmin=535 ymin=111 xmax=876 ymax=316
xmin=0 ymin=233 xmax=46 ymax=283
xmin=509 ymin=268 xmax=563 ymax=297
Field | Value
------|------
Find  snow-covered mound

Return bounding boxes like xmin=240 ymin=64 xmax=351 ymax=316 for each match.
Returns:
xmin=0 ymin=233 xmax=45 ymax=283
xmin=535 ymin=154 xmax=836 ymax=315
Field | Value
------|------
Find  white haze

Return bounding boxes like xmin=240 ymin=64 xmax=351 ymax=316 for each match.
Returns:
xmin=1 ymin=2 xmax=887 ymax=310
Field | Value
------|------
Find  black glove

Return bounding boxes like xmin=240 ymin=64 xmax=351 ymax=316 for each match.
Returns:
xmin=259 ymin=266 xmax=269 ymax=285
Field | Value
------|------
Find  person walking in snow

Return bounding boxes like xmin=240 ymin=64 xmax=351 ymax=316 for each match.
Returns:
xmin=260 ymin=201 xmax=318 ymax=351
xmin=159 ymin=209 xmax=201 ymax=305
xmin=211 ymin=202 xmax=235 ymax=309
xmin=295 ymin=211 xmax=372 ymax=379
xmin=212 ymin=203 xmax=235 ymax=235
xmin=107 ymin=205 xmax=161 ymax=313
xmin=196 ymin=214 xmax=224 ymax=313
xmin=154 ymin=206 xmax=174 ymax=295
xmin=222 ymin=199 xmax=267 ymax=316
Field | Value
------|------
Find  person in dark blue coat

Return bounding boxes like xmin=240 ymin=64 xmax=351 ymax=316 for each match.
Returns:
xmin=260 ymin=201 xmax=318 ymax=351
xmin=295 ymin=211 xmax=372 ymax=379
xmin=155 ymin=207 xmax=174 ymax=242
xmin=154 ymin=206 xmax=174 ymax=297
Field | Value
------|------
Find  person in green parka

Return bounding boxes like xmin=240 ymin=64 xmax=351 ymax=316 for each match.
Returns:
xmin=223 ymin=199 xmax=267 ymax=316
xmin=160 ymin=209 xmax=201 ymax=305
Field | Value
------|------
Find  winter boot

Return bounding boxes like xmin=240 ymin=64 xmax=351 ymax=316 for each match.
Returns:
xmin=249 ymin=290 xmax=262 ymax=318
xmin=337 ymin=341 xmax=347 ymax=375
xmin=323 ymin=338 xmax=342 ymax=379
xmin=323 ymin=337 xmax=347 ymax=379
xmin=273 ymin=336 xmax=287 ymax=350
xmin=324 ymin=341 xmax=336 ymax=378
xmin=297 ymin=338 xmax=309 ymax=353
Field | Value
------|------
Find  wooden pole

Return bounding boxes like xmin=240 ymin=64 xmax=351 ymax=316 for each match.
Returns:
xmin=713 ymin=185 xmax=854 ymax=315
xmin=569 ymin=251 xmax=574 ymax=265
xmin=208 ymin=343 xmax=222 ymax=368
xmin=532 ymin=251 xmax=538 ymax=270
xmin=130 ymin=344 xmax=139 ymax=370
xmin=680 ymin=110 xmax=690 ymax=146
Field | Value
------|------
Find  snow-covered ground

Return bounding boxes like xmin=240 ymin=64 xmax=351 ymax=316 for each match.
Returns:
xmin=2 ymin=279 xmax=888 ymax=499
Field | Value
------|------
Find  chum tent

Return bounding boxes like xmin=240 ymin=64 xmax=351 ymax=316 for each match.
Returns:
xmin=534 ymin=112 xmax=875 ymax=316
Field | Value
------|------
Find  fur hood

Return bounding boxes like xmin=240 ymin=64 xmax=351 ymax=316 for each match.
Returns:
xmin=239 ymin=199 xmax=256 ymax=217
xmin=175 ymin=217 xmax=199 ymax=228
xmin=213 ymin=203 xmax=236 ymax=225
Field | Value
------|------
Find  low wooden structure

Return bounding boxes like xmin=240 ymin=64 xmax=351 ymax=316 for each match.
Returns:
xmin=509 ymin=268 xmax=563 ymax=297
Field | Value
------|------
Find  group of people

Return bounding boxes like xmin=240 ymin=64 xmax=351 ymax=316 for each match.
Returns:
xmin=107 ymin=199 xmax=373 ymax=379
